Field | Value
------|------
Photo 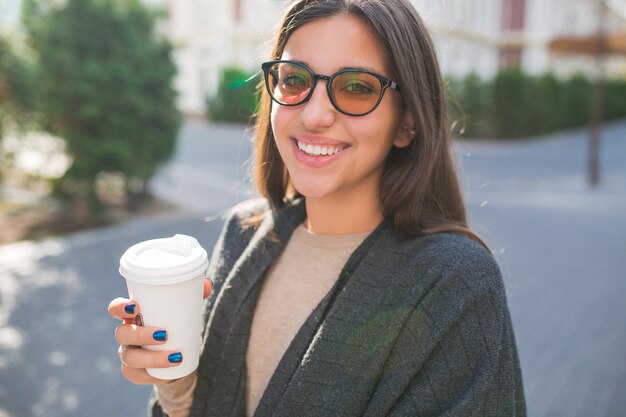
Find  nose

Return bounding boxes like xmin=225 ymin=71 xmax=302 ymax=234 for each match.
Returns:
xmin=300 ymin=79 xmax=336 ymax=130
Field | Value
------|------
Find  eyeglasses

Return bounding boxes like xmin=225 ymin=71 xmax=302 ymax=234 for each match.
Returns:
xmin=261 ymin=60 xmax=401 ymax=116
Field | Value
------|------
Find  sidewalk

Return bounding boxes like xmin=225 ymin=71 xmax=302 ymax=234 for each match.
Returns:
xmin=0 ymin=119 xmax=624 ymax=416
xmin=458 ymin=120 xmax=626 ymax=417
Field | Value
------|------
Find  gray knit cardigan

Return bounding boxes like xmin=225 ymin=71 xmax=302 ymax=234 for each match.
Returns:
xmin=150 ymin=198 xmax=526 ymax=417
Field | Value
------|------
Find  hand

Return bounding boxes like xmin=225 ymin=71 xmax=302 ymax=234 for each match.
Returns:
xmin=108 ymin=278 xmax=213 ymax=385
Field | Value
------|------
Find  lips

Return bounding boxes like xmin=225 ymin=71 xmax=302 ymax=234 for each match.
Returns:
xmin=290 ymin=135 xmax=349 ymax=168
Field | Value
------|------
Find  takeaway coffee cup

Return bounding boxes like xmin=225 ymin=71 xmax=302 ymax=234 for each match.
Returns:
xmin=119 ymin=234 xmax=208 ymax=379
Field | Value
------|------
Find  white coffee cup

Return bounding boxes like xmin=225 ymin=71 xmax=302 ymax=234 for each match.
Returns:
xmin=119 ymin=234 xmax=208 ymax=380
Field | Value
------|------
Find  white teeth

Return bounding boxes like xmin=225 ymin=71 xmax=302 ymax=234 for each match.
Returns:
xmin=297 ymin=141 xmax=343 ymax=156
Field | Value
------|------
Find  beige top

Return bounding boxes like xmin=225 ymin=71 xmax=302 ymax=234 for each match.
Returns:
xmin=155 ymin=224 xmax=369 ymax=417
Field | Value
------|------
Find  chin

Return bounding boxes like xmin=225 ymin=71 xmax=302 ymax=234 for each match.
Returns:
xmin=291 ymin=180 xmax=334 ymax=200
xmin=293 ymin=187 xmax=328 ymax=199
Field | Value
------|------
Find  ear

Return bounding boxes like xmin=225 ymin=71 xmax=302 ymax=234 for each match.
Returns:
xmin=392 ymin=112 xmax=415 ymax=148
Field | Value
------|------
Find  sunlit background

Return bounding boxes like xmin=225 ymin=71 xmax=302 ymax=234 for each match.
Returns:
xmin=0 ymin=1 xmax=625 ymax=416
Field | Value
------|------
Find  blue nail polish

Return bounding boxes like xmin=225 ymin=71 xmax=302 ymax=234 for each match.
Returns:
xmin=168 ymin=352 xmax=182 ymax=363
xmin=124 ymin=304 xmax=136 ymax=314
xmin=153 ymin=330 xmax=167 ymax=342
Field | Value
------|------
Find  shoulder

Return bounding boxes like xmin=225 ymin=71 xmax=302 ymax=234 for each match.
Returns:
xmin=387 ymin=231 xmax=511 ymax=353
xmin=416 ymin=232 xmax=500 ymax=280
xmin=377 ymin=232 xmax=523 ymax=414
xmin=390 ymin=230 xmax=505 ymax=303
xmin=392 ymin=230 xmax=499 ymax=273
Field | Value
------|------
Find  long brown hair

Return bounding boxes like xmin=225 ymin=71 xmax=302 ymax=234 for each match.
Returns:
xmin=254 ymin=0 xmax=485 ymax=247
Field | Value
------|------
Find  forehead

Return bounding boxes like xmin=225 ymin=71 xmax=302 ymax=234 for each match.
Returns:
xmin=281 ymin=14 xmax=392 ymax=76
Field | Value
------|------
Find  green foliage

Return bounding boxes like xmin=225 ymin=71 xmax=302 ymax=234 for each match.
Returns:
xmin=560 ymin=74 xmax=591 ymax=129
xmin=23 ymin=0 xmax=180 ymax=213
xmin=0 ymin=37 xmax=36 ymax=136
xmin=603 ymin=78 xmax=626 ymax=121
xmin=446 ymin=73 xmax=490 ymax=138
xmin=448 ymin=68 xmax=626 ymax=139
xmin=208 ymin=68 xmax=260 ymax=123
xmin=490 ymin=68 xmax=534 ymax=138
xmin=210 ymin=64 xmax=626 ymax=137
xmin=528 ymin=73 xmax=562 ymax=135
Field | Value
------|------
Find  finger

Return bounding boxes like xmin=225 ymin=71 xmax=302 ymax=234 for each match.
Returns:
xmin=203 ymin=278 xmax=213 ymax=299
xmin=108 ymin=297 xmax=140 ymax=320
xmin=114 ymin=323 xmax=168 ymax=346
xmin=120 ymin=363 xmax=175 ymax=385
xmin=118 ymin=345 xmax=183 ymax=370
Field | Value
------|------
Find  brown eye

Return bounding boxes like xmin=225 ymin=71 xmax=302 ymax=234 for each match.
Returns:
xmin=281 ymin=73 xmax=309 ymax=90
xmin=269 ymin=63 xmax=312 ymax=104
xmin=332 ymin=72 xmax=382 ymax=114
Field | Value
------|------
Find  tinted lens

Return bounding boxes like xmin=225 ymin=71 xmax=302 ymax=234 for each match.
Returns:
xmin=268 ymin=62 xmax=312 ymax=105
xmin=331 ymin=71 xmax=382 ymax=115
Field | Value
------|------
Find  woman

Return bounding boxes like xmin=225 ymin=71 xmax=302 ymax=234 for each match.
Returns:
xmin=109 ymin=1 xmax=526 ymax=416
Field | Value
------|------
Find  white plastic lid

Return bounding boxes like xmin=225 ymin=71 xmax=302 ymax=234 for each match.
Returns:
xmin=119 ymin=234 xmax=208 ymax=285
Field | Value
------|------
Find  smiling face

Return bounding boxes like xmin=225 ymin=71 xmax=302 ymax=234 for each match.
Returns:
xmin=270 ymin=14 xmax=411 ymax=216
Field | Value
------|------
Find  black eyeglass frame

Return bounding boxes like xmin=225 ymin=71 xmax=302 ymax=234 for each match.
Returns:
xmin=261 ymin=60 xmax=401 ymax=117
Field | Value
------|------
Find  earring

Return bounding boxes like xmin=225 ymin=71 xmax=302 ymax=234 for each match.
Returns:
xmin=403 ymin=126 xmax=416 ymax=137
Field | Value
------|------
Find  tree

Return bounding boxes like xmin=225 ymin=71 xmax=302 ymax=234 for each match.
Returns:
xmin=23 ymin=0 xmax=180 ymax=217
xmin=0 ymin=37 xmax=36 ymax=185
xmin=0 ymin=37 xmax=36 ymax=138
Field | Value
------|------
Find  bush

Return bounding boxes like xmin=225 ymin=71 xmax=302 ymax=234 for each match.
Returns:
xmin=561 ymin=74 xmax=591 ymax=129
xmin=529 ymin=73 xmax=562 ymax=135
xmin=208 ymin=67 xmax=260 ymax=123
xmin=447 ymin=72 xmax=490 ymax=138
xmin=23 ymin=0 xmax=180 ymax=216
xmin=448 ymin=68 xmax=626 ymax=139
xmin=603 ymin=78 xmax=626 ymax=121
xmin=211 ymin=66 xmax=626 ymax=137
xmin=490 ymin=68 xmax=535 ymax=138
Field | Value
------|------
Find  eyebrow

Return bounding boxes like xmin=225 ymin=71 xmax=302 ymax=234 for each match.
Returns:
xmin=290 ymin=59 xmax=380 ymax=74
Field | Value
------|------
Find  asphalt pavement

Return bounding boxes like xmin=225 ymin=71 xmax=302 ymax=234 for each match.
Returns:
xmin=0 ymin=119 xmax=624 ymax=417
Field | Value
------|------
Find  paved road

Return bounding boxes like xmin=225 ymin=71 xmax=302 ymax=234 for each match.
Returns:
xmin=0 ymin=119 xmax=624 ymax=417
xmin=0 ymin=121 xmax=255 ymax=417
xmin=457 ymin=122 xmax=626 ymax=417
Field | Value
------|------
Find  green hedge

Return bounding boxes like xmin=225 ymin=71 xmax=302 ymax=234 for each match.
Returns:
xmin=604 ymin=78 xmax=626 ymax=120
xmin=208 ymin=68 xmax=259 ymax=123
xmin=208 ymin=65 xmax=626 ymax=138
xmin=447 ymin=69 xmax=626 ymax=139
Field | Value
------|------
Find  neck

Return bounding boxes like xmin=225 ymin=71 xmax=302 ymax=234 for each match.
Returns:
xmin=304 ymin=192 xmax=383 ymax=235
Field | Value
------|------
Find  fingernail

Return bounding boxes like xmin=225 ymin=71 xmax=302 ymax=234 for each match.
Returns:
xmin=124 ymin=304 xmax=136 ymax=314
xmin=153 ymin=330 xmax=167 ymax=342
xmin=168 ymin=352 xmax=182 ymax=363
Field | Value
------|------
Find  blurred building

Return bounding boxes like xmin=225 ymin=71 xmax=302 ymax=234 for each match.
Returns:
xmin=156 ymin=0 xmax=626 ymax=115
xmin=153 ymin=0 xmax=286 ymax=115
xmin=1 ymin=0 xmax=625 ymax=115
xmin=422 ymin=0 xmax=626 ymax=79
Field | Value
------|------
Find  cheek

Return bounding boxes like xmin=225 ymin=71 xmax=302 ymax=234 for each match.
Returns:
xmin=347 ymin=112 xmax=398 ymax=150
xmin=374 ymin=106 xmax=402 ymax=146
xmin=270 ymin=105 xmax=292 ymax=140
xmin=270 ymin=106 xmax=295 ymax=160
